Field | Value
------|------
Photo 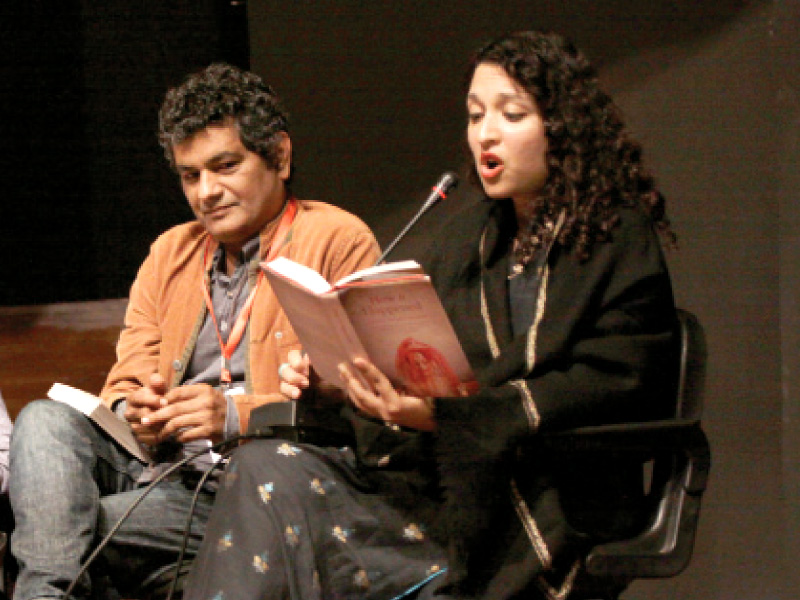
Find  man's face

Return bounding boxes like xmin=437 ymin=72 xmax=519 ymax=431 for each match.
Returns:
xmin=173 ymin=120 xmax=291 ymax=254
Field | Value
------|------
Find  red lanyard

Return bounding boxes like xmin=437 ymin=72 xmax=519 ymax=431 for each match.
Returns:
xmin=200 ymin=198 xmax=298 ymax=387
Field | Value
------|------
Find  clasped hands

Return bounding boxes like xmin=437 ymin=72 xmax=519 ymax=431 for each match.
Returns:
xmin=279 ymin=349 xmax=436 ymax=432
xmin=125 ymin=373 xmax=227 ymax=445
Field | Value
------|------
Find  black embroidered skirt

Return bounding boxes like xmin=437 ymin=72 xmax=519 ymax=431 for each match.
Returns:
xmin=183 ymin=438 xmax=448 ymax=600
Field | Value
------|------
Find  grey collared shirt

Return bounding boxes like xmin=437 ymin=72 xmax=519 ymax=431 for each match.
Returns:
xmin=136 ymin=236 xmax=261 ymax=483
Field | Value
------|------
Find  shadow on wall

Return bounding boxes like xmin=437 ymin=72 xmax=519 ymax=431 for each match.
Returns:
xmin=538 ymin=0 xmax=765 ymax=74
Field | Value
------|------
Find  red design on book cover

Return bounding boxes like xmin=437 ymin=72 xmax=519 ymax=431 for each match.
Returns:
xmin=395 ymin=337 xmax=464 ymax=397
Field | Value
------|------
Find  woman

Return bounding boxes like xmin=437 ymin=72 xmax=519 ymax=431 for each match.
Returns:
xmin=184 ymin=30 xmax=678 ymax=600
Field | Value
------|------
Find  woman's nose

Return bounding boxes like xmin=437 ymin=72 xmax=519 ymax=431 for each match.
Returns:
xmin=477 ymin=113 xmax=500 ymax=144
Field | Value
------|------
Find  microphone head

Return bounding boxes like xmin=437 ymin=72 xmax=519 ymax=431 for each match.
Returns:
xmin=436 ymin=171 xmax=459 ymax=195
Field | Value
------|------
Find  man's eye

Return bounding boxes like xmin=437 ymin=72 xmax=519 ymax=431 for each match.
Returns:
xmin=219 ymin=161 xmax=239 ymax=172
xmin=181 ymin=172 xmax=199 ymax=184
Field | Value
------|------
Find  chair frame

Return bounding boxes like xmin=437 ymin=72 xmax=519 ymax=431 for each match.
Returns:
xmin=543 ymin=308 xmax=710 ymax=593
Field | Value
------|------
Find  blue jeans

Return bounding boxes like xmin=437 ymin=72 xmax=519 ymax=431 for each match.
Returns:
xmin=9 ymin=400 xmax=215 ymax=600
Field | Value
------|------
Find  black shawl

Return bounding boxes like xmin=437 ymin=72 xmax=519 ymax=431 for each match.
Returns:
xmin=350 ymin=195 xmax=678 ymax=599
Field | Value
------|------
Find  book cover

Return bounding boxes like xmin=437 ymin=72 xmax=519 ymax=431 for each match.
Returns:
xmin=48 ymin=383 xmax=152 ymax=463
xmin=263 ymin=258 xmax=478 ymax=397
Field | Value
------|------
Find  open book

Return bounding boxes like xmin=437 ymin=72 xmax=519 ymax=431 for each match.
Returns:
xmin=48 ymin=383 xmax=152 ymax=463
xmin=263 ymin=257 xmax=478 ymax=397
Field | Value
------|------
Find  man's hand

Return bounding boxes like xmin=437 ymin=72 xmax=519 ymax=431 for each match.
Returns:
xmin=126 ymin=373 xmax=169 ymax=446
xmin=141 ymin=383 xmax=228 ymax=444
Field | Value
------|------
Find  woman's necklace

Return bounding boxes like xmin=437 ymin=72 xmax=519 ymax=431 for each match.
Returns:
xmin=509 ymin=237 xmax=527 ymax=280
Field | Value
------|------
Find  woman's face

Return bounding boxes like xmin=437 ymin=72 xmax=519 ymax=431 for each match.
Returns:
xmin=467 ymin=63 xmax=548 ymax=205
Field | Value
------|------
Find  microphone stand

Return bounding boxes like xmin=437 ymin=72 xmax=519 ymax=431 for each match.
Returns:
xmin=375 ymin=171 xmax=458 ymax=265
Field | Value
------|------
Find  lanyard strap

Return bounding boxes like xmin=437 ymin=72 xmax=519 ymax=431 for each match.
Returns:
xmin=200 ymin=197 xmax=298 ymax=386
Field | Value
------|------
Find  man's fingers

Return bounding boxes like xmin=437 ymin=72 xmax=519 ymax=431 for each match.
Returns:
xmin=141 ymin=393 xmax=200 ymax=425
xmin=147 ymin=372 xmax=169 ymax=396
xmin=158 ymin=412 xmax=212 ymax=443
xmin=143 ymin=385 xmax=226 ymax=442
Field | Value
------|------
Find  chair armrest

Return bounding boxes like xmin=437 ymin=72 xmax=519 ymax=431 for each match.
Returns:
xmin=542 ymin=419 xmax=712 ymax=578
xmin=540 ymin=419 xmax=710 ymax=493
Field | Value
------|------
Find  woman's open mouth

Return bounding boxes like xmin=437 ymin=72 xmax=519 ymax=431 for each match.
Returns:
xmin=479 ymin=153 xmax=504 ymax=179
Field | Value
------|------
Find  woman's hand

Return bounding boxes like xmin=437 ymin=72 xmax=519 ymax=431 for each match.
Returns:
xmin=279 ymin=349 xmax=311 ymax=400
xmin=339 ymin=357 xmax=436 ymax=431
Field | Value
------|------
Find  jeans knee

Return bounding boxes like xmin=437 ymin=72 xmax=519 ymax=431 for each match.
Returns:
xmin=12 ymin=399 xmax=87 ymax=447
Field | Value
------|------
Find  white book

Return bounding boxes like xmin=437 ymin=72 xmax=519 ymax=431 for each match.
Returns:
xmin=48 ymin=383 xmax=152 ymax=463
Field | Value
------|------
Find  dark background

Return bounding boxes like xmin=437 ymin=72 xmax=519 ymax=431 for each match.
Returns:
xmin=1 ymin=1 xmax=797 ymax=598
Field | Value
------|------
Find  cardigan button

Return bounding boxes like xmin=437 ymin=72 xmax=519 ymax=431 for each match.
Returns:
xmin=172 ymin=359 xmax=183 ymax=371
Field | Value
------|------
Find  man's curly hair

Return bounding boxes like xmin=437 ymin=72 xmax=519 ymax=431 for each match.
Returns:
xmin=466 ymin=31 xmax=675 ymax=262
xmin=158 ymin=63 xmax=293 ymax=183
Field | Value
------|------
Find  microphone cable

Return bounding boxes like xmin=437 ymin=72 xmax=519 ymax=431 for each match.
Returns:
xmin=61 ymin=433 xmax=265 ymax=600
xmin=163 ymin=439 xmax=302 ymax=600
xmin=164 ymin=449 xmax=232 ymax=600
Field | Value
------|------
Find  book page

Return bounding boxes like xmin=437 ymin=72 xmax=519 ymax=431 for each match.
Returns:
xmin=265 ymin=256 xmax=333 ymax=295
xmin=334 ymin=260 xmax=423 ymax=287
xmin=263 ymin=265 xmax=369 ymax=387
xmin=48 ymin=383 xmax=151 ymax=463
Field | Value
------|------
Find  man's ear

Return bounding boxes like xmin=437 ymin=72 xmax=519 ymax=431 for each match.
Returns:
xmin=277 ymin=132 xmax=292 ymax=180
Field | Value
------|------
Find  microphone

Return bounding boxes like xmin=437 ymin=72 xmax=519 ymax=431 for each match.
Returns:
xmin=375 ymin=171 xmax=458 ymax=265
xmin=246 ymin=173 xmax=458 ymax=446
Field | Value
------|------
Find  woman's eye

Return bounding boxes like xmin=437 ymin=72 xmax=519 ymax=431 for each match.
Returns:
xmin=505 ymin=112 xmax=526 ymax=122
xmin=467 ymin=112 xmax=483 ymax=124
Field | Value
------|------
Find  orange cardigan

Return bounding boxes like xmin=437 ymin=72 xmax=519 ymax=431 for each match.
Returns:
xmin=101 ymin=199 xmax=379 ymax=433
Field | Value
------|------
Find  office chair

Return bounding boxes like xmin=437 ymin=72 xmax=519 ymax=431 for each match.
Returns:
xmin=546 ymin=308 xmax=710 ymax=599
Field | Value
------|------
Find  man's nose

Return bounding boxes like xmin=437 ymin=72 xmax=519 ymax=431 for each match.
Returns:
xmin=198 ymin=170 xmax=221 ymax=200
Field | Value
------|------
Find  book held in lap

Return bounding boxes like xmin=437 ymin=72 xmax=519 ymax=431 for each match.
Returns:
xmin=48 ymin=383 xmax=152 ymax=463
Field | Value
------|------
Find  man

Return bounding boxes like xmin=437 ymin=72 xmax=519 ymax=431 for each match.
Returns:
xmin=9 ymin=63 xmax=379 ymax=600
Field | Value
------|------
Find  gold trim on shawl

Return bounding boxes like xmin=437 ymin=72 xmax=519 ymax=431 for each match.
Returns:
xmin=536 ymin=560 xmax=581 ymax=600
xmin=510 ymin=478 xmax=551 ymax=570
xmin=525 ymin=262 xmax=550 ymax=372
xmin=511 ymin=379 xmax=540 ymax=431
xmin=524 ymin=209 xmax=565 ymax=372
xmin=512 ymin=478 xmax=580 ymax=600
xmin=478 ymin=227 xmax=501 ymax=359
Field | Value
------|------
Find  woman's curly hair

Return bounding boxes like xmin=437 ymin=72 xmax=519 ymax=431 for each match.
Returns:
xmin=158 ymin=63 xmax=294 ymax=183
xmin=466 ymin=31 xmax=675 ymax=262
